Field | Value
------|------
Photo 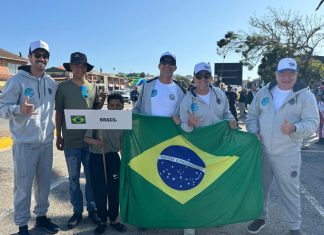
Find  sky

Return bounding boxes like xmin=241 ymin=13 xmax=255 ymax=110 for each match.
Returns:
xmin=1 ymin=0 xmax=323 ymax=79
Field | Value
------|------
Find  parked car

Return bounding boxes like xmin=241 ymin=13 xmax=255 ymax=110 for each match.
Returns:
xmin=111 ymin=90 xmax=131 ymax=104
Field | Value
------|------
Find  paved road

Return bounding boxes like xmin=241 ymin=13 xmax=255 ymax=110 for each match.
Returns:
xmin=0 ymin=114 xmax=324 ymax=234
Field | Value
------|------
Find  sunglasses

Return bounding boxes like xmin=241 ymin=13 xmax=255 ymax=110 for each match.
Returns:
xmin=81 ymin=85 xmax=88 ymax=99
xmin=195 ymin=72 xmax=211 ymax=80
xmin=33 ymin=52 xmax=50 ymax=59
xmin=160 ymin=60 xmax=176 ymax=66
xmin=277 ymin=71 xmax=297 ymax=76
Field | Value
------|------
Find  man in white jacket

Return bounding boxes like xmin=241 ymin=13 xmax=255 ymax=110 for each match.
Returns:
xmin=0 ymin=40 xmax=59 ymax=235
xmin=246 ymin=58 xmax=319 ymax=235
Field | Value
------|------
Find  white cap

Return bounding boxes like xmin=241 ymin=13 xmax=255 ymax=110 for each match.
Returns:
xmin=194 ymin=62 xmax=211 ymax=74
xmin=277 ymin=58 xmax=297 ymax=72
xmin=160 ymin=51 xmax=176 ymax=61
xmin=29 ymin=40 xmax=49 ymax=54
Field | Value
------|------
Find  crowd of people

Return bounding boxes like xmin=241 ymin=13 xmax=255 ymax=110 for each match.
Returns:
xmin=0 ymin=40 xmax=322 ymax=235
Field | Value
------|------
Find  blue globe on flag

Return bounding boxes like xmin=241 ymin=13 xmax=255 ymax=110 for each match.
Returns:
xmin=157 ymin=145 xmax=206 ymax=191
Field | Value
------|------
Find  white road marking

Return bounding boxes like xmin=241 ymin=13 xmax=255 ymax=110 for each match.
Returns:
xmin=0 ymin=176 xmax=69 ymax=219
xmin=300 ymin=185 xmax=324 ymax=217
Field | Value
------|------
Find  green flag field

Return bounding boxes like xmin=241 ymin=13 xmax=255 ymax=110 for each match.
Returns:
xmin=120 ymin=114 xmax=263 ymax=228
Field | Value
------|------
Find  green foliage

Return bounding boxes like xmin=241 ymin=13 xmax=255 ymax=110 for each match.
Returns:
xmin=173 ymin=75 xmax=191 ymax=90
xmin=216 ymin=8 xmax=324 ymax=84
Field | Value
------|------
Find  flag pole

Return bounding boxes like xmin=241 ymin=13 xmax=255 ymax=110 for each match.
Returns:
xmin=99 ymin=130 xmax=108 ymax=185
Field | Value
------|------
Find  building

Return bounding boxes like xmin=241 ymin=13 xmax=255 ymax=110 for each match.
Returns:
xmin=45 ymin=67 xmax=129 ymax=91
xmin=45 ymin=66 xmax=70 ymax=83
xmin=0 ymin=48 xmax=29 ymax=88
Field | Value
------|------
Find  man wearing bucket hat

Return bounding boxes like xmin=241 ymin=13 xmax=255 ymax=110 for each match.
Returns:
xmin=133 ymin=51 xmax=186 ymax=117
xmin=0 ymin=40 xmax=59 ymax=235
xmin=55 ymin=52 xmax=106 ymax=229
xmin=246 ymin=58 xmax=319 ymax=235
xmin=179 ymin=62 xmax=236 ymax=132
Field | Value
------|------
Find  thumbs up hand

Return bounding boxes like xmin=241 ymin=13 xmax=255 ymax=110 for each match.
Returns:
xmin=281 ymin=118 xmax=296 ymax=135
xmin=20 ymin=96 xmax=36 ymax=115
xmin=187 ymin=111 xmax=199 ymax=128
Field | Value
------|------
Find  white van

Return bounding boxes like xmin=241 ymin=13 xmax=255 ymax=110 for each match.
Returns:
xmin=111 ymin=90 xmax=131 ymax=104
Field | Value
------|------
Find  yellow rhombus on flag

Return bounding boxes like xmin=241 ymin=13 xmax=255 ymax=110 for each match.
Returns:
xmin=129 ymin=135 xmax=239 ymax=204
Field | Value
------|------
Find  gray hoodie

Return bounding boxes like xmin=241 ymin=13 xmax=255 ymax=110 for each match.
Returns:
xmin=246 ymin=80 xmax=319 ymax=155
xmin=0 ymin=66 xmax=57 ymax=144
xmin=180 ymin=85 xmax=234 ymax=132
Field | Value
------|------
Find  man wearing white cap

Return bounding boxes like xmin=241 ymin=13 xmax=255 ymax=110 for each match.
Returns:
xmin=133 ymin=51 xmax=186 ymax=117
xmin=0 ymin=40 xmax=59 ymax=234
xmin=180 ymin=62 xmax=236 ymax=132
xmin=246 ymin=58 xmax=319 ymax=235
xmin=132 ymin=52 xmax=186 ymax=232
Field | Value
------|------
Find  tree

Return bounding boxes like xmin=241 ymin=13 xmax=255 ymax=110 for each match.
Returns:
xmin=217 ymin=8 xmax=324 ymax=84
xmin=173 ymin=75 xmax=191 ymax=90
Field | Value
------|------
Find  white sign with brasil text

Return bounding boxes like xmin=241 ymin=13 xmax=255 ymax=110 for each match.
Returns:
xmin=64 ymin=109 xmax=132 ymax=129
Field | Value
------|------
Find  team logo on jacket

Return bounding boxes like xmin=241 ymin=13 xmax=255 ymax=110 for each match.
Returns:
xmin=24 ymin=88 xmax=34 ymax=97
xmin=151 ymin=89 xmax=158 ymax=97
xmin=261 ymin=97 xmax=269 ymax=106
xmin=191 ymin=103 xmax=199 ymax=112
xmin=169 ymin=94 xmax=175 ymax=100
xmin=288 ymin=98 xmax=295 ymax=105
xmin=48 ymin=88 xmax=52 ymax=95
xmin=216 ymin=97 xmax=221 ymax=104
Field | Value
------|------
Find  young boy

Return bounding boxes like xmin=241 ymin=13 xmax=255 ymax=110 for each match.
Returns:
xmin=84 ymin=94 xmax=127 ymax=234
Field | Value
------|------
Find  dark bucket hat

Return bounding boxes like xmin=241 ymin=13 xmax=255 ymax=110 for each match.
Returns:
xmin=63 ymin=52 xmax=94 ymax=72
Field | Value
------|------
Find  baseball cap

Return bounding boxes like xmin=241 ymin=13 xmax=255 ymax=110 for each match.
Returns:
xmin=194 ymin=62 xmax=212 ymax=74
xmin=160 ymin=51 xmax=176 ymax=64
xmin=277 ymin=58 xmax=297 ymax=72
xmin=29 ymin=40 xmax=49 ymax=54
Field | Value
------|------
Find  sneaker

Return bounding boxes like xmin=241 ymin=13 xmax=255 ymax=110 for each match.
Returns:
xmin=88 ymin=211 xmax=100 ymax=225
xmin=184 ymin=229 xmax=195 ymax=235
xmin=67 ymin=212 xmax=82 ymax=229
xmin=110 ymin=222 xmax=127 ymax=232
xmin=18 ymin=225 xmax=29 ymax=235
xmin=35 ymin=216 xmax=59 ymax=234
xmin=94 ymin=222 xmax=107 ymax=234
xmin=247 ymin=219 xmax=266 ymax=234
xmin=290 ymin=229 xmax=303 ymax=235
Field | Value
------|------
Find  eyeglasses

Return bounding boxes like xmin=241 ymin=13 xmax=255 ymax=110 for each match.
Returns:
xmin=195 ymin=72 xmax=211 ymax=80
xmin=33 ymin=52 xmax=50 ymax=59
xmin=160 ymin=60 xmax=176 ymax=66
xmin=81 ymin=85 xmax=88 ymax=99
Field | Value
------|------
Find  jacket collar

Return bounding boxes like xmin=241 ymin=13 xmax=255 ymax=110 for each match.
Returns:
xmin=268 ymin=79 xmax=308 ymax=93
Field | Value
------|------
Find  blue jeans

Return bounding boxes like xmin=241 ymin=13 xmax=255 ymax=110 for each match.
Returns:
xmin=64 ymin=147 xmax=96 ymax=213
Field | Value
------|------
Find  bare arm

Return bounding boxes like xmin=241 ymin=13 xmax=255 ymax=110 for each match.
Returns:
xmin=84 ymin=136 xmax=104 ymax=148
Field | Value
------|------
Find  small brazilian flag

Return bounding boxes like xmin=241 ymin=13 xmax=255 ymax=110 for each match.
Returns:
xmin=120 ymin=114 xmax=263 ymax=228
xmin=71 ymin=115 xmax=86 ymax=124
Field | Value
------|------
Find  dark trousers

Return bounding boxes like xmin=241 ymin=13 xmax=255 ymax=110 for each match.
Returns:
xmin=89 ymin=152 xmax=120 ymax=222
xmin=229 ymin=104 xmax=238 ymax=121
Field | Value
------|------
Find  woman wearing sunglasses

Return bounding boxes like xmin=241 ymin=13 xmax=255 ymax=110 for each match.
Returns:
xmin=179 ymin=62 xmax=237 ymax=132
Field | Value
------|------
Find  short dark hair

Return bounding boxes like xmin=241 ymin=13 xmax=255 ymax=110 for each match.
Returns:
xmin=107 ymin=93 xmax=124 ymax=104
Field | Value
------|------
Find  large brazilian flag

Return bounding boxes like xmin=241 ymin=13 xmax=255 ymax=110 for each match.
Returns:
xmin=120 ymin=114 xmax=263 ymax=228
